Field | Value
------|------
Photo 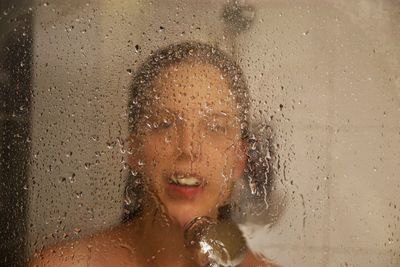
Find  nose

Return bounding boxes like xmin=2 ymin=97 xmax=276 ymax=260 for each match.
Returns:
xmin=176 ymin=118 xmax=200 ymax=161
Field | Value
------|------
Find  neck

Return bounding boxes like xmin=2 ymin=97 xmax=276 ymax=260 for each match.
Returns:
xmin=132 ymin=197 xmax=197 ymax=267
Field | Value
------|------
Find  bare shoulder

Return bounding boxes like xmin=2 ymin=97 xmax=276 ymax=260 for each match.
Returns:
xmin=29 ymin=237 xmax=91 ymax=267
xmin=29 ymin=223 xmax=139 ymax=267
xmin=241 ymin=250 xmax=282 ymax=267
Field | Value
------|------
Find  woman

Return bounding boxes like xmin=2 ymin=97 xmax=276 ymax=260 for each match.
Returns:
xmin=30 ymin=42 xmax=279 ymax=267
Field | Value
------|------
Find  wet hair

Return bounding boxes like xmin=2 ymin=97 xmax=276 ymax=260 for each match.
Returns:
xmin=123 ymin=41 xmax=277 ymax=223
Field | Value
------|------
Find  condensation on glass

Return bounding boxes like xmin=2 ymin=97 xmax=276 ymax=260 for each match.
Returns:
xmin=0 ymin=0 xmax=399 ymax=266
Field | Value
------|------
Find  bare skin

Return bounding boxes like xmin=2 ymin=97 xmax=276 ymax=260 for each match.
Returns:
xmin=29 ymin=204 xmax=278 ymax=267
xmin=29 ymin=223 xmax=277 ymax=267
xmin=29 ymin=62 xmax=280 ymax=267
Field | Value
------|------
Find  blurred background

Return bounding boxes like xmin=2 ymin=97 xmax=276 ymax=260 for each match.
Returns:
xmin=0 ymin=0 xmax=399 ymax=266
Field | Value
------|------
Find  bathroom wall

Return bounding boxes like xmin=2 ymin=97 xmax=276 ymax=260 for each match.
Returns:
xmin=27 ymin=0 xmax=400 ymax=266
xmin=238 ymin=1 xmax=400 ymax=266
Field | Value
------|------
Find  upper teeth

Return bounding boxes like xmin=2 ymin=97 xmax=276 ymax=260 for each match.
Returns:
xmin=169 ymin=176 xmax=201 ymax=186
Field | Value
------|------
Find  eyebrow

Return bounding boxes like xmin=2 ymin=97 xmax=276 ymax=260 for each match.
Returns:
xmin=209 ymin=111 xmax=232 ymax=118
xmin=149 ymin=107 xmax=175 ymax=116
xmin=149 ymin=108 xmax=233 ymax=120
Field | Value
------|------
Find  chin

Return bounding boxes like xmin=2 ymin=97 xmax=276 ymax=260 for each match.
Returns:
xmin=164 ymin=202 xmax=218 ymax=228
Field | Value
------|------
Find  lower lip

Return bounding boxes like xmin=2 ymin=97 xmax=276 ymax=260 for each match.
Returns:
xmin=167 ymin=183 xmax=204 ymax=199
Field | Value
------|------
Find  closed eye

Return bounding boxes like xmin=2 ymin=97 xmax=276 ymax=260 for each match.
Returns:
xmin=158 ymin=118 xmax=174 ymax=129
xmin=207 ymin=121 xmax=227 ymax=133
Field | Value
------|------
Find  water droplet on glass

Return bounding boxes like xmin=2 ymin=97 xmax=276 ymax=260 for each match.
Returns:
xmin=90 ymin=135 xmax=99 ymax=142
xmin=68 ymin=173 xmax=76 ymax=183
xmin=135 ymin=44 xmax=140 ymax=52
xmin=106 ymin=141 xmax=115 ymax=149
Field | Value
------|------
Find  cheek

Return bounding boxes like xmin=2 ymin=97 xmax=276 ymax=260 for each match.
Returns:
xmin=140 ymin=135 xmax=175 ymax=183
xmin=201 ymin=146 xmax=243 ymax=199
xmin=142 ymin=135 xmax=174 ymax=160
xmin=203 ymin=140 xmax=242 ymax=168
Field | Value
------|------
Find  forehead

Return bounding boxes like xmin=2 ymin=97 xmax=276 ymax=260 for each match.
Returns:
xmin=151 ymin=62 xmax=237 ymax=115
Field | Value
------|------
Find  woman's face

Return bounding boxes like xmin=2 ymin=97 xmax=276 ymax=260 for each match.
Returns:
xmin=129 ymin=62 xmax=247 ymax=227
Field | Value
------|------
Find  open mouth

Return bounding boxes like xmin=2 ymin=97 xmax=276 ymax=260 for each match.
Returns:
xmin=168 ymin=175 xmax=203 ymax=187
xmin=166 ymin=173 xmax=205 ymax=199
